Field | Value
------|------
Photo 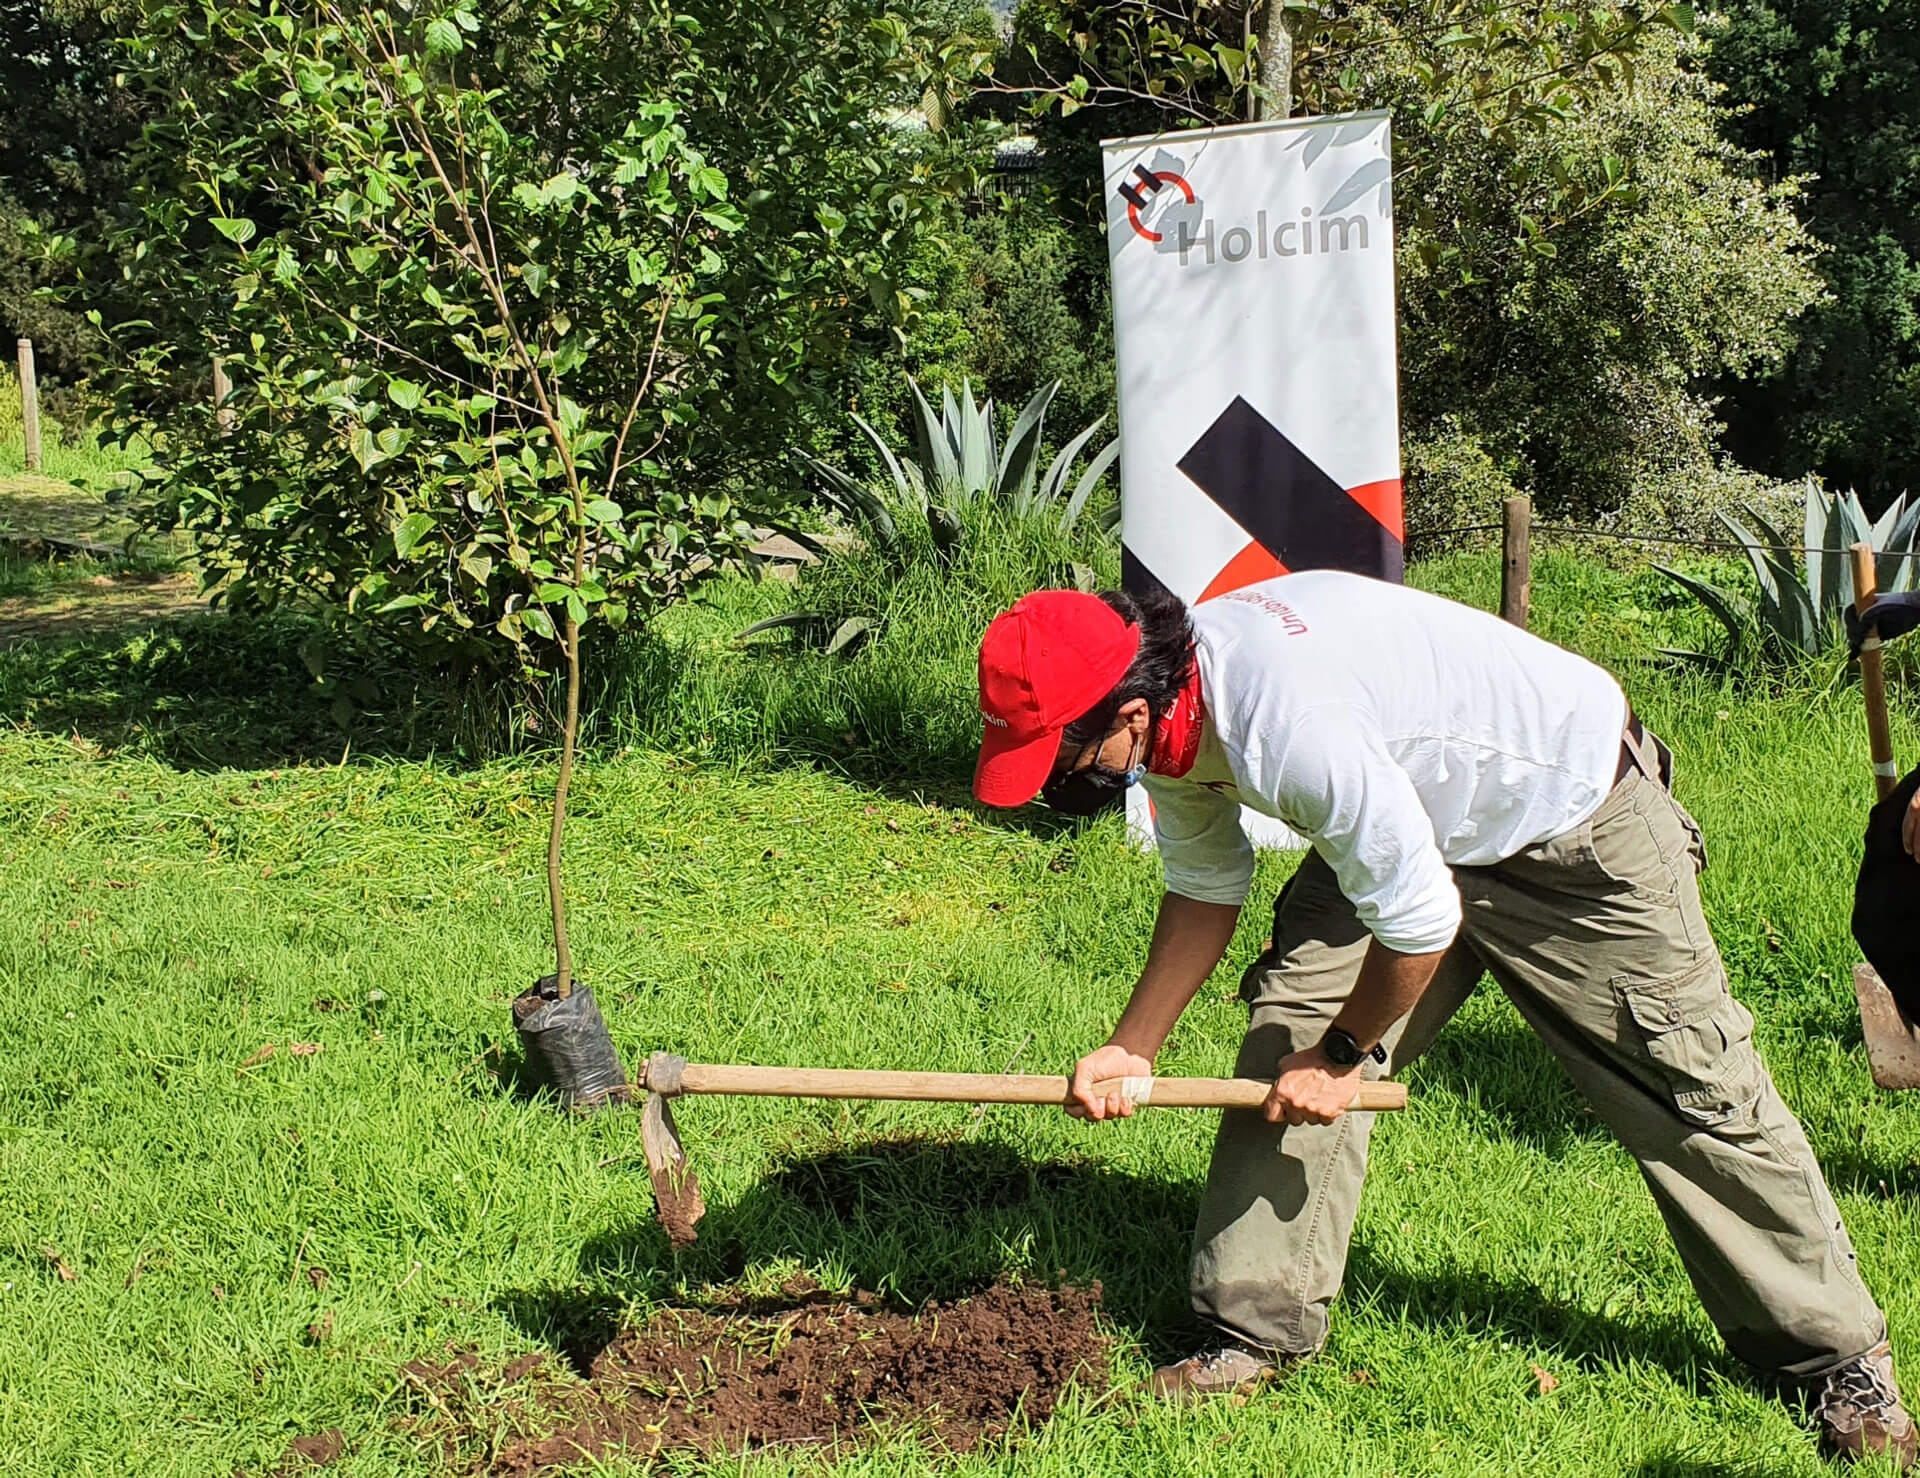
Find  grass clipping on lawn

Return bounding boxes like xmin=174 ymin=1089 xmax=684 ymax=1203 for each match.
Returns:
xmin=402 ymin=1281 xmax=1108 ymax=1472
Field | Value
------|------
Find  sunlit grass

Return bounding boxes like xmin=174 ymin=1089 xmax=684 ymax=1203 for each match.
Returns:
xmin=1 ymin=547 xmax=1917 ymax=1474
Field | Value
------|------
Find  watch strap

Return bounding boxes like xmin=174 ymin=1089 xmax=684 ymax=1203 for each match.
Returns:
xmin=1322 ymin=1027 xmax=1387 ymax=1067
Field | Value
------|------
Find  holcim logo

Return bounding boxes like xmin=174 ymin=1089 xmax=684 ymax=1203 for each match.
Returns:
xmin=1117 ymin=162 xmax=1374 ymax=267
xmin=1118 ymin=165 xmax=1195 ymax=242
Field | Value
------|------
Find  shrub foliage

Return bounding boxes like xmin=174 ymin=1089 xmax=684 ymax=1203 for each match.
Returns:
xmin=91 ymin=0 xmax=973 ymax=678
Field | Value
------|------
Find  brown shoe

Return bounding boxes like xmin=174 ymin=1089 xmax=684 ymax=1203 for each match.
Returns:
xmin=1149 ymin=1343 xmax=1278 ymax=1401
xmin=1815 ymin=1341 xmax=1919 ymax=1469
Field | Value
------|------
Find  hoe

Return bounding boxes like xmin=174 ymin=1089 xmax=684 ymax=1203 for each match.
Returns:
xmin=635 ymin=1053 xmax=1407 ymax=1244
xmin=1849 ymin=542 xmax=1920 ymax=1089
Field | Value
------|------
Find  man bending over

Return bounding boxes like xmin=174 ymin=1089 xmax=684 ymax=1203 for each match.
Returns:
xmin=973 ymin=573 xmax=1910 ymax=1467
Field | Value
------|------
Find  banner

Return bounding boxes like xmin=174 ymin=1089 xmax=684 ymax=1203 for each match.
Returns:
xmin=1102 ymin=112 xmax=1402 ymax=850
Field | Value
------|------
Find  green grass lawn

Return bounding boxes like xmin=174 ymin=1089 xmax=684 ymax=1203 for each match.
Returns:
xmin=0 ymin=386 xmax=152 ymax=491
xmin=3 ymin=549 xmax=1919 ymax=1475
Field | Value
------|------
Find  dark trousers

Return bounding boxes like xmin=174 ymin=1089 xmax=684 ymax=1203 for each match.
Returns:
xmin=1855 ymin=766 xmax=1920 ymax=1019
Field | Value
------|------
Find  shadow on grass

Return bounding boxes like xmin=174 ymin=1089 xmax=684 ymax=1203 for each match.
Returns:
xmin=0 ymin=612 xmax=498 ymax=769
xmin=1629 ymin=1457 xmax=1785 ymax=1478
xmin=1409 ymin=988 xmax=1920 ymax=1206
xmin=491 ymin=1286 xmax=628 ymax=1379
xmin=0 ymin=602 xmax=1043 ymax=826
xmin=1344 ymin=1241 xmax=1721 ymax=1377
xmin=508 ymin=1136 xmax=1728 ymax=1381
xmin=1809 ymin=1142 xmax=1920 ymax=1204
xmin=0 ymin=585 xmax=1089 ymax=852
xmin=1410 ymin=1005 xmax=1616 ymax=1154
xmin=469 ymin=1033 xmax=546 ymax=1104
xmin=606 ymin=620 xmax=1099 ymax=839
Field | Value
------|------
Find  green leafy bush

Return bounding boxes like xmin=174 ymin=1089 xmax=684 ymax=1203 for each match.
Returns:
xmin=837 ymin=201 xmax=1117 ymax=470
xmin=943 ymin=207 xmax=1115 ymax=435
xmin=90 ymin=0 xmax=969 ymax=681
xmin=1392 ymin=31 xmax=1819 ymax=524
xmin=1709 ymin=0 xmax=1920 ymax=505
xmin=0 ymin=0 xmax=150 ymax=394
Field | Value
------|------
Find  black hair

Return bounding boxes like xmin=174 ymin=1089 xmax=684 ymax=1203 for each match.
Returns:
xmin=1062 ymin=586 xmax=1195 ymax=749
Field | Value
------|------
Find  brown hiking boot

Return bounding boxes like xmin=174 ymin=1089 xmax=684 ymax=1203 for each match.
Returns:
xmin=1149 ymin=1343 xmax=1278 ymax=1402
xmin=1815 ymin=1341 xmax=1918 ymax=1469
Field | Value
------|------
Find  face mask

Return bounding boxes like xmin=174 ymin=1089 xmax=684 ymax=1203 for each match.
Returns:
xmin=1042 ymin=734 xmax=1146 ymax=817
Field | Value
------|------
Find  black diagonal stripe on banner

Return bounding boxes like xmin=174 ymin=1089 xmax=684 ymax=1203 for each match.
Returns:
xmin=1175 ymin=395 xmax=1402 ymax=583
xmin=1121 ymin=543 xmax=1178 ymax=603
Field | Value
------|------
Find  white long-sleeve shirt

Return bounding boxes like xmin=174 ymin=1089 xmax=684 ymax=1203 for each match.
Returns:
xmin=1143 ymin=572 xmax=1629 ymax=953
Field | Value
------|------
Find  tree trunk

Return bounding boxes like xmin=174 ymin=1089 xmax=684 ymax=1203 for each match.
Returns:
xmin=1260 ymin=1 xmax=1294 ymax=120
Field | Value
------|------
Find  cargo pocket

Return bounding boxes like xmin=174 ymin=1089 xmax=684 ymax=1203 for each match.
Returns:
xmin=1581 ymin=779 xmax=1682 ymax=905
xmin=1615 ymin=960 xmax=1761 ymax=1127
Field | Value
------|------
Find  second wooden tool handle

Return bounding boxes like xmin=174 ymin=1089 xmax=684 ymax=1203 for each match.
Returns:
xmin=1853 ymin=542 xmax=1900 ymax=801
xmin=671 ymin=1063 xmax=1407 ymax=1112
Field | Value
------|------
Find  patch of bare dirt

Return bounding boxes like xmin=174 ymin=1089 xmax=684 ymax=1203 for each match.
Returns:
xmin=276 ymin=1428 xmax=345 ymax=1469
xmin=0 ymin=571 xmax=205 ymax=645
xmin=0 ymin=476 xmax=139 ymax=547
xmin=403 ymin=1280 xmax=1108 ymax=1473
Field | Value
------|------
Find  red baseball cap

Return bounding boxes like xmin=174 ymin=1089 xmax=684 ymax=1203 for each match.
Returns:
xmin=973 ymin=591 xmax=1141 ymax=807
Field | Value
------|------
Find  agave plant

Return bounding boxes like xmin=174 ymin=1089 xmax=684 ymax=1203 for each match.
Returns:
xmin=802 ymin=375 xmax=1119 ymax=561
xmin=740 ymin=377 xmax=1118 ymax=656
xmin=1658 ymin=480 xmax=1920 ymax=660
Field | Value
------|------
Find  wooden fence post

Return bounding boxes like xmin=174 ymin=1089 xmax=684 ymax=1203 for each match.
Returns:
xmin=1501 ymin=495 xmax=1531 ymax=629
xmin=17 ymin=337 xmax=42 ymax=472
xmin=1851 ymin=542 xmax=1899 ymax=801
xmin=212 ymin=355 xmax=235 ymax=437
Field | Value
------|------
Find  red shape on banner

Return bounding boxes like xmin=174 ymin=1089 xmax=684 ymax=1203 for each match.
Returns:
xmin=1344 ymin=478 xmax=1405 ymax=542
xmin=1197 ymin=539 xmax=1289 ymax=603
xmin=1122 ymin=170 xmax=1196 ymax=243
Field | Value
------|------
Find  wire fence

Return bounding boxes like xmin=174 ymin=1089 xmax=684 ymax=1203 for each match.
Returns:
xmin=1408 ymin=519 xmax=1920 ymax=563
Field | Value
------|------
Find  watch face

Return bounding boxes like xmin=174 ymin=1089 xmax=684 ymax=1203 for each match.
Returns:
xmin=1323 ymin=1029 xmax=1360 ymax=1067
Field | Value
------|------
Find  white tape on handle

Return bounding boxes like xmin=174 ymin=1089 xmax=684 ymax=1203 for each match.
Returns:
xmin=1119 ymin=1075 xmax=1155 ymax=1106
xmin=1875 ymin=760 xmax=1900 ymax=779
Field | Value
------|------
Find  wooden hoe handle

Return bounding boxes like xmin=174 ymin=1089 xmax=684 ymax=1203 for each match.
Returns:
xmin=642 ymin=1058 xmax=1408 ymax=1113
xmin=1853 ymin=542 xmax=1900 ymax=802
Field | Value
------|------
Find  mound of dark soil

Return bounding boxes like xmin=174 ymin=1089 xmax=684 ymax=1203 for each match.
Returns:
xmin=270 ymin=1427 xmax=345 ymax=1471
xmin=405 ymin=1281 xmax=1108 ymax=1473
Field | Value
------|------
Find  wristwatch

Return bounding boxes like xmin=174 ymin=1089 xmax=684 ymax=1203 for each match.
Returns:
xmin=1319 ymin=1026 xmax=1386 ymax=1068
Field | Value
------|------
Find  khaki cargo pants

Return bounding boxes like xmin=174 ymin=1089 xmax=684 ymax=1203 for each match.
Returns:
xmin=1192 ymin=756 xmax=1886 ymax=1379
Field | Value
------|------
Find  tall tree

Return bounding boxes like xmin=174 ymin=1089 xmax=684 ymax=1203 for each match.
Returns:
xmin=1709 ymin=0 xmax=1920 ymax=507
xmin=0 ymin=0 xmax=148 ymax=385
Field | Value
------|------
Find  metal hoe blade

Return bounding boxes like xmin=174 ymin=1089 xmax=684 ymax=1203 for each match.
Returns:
xmin=641 ymin=1085 xmax=705 ymax=1246
xmin=1854 ymin=963 xmax=1920 ymax=1091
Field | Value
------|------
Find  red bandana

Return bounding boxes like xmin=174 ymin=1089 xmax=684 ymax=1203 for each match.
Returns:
xmin=1149 ymin=658 xmax=1206 ymax=779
